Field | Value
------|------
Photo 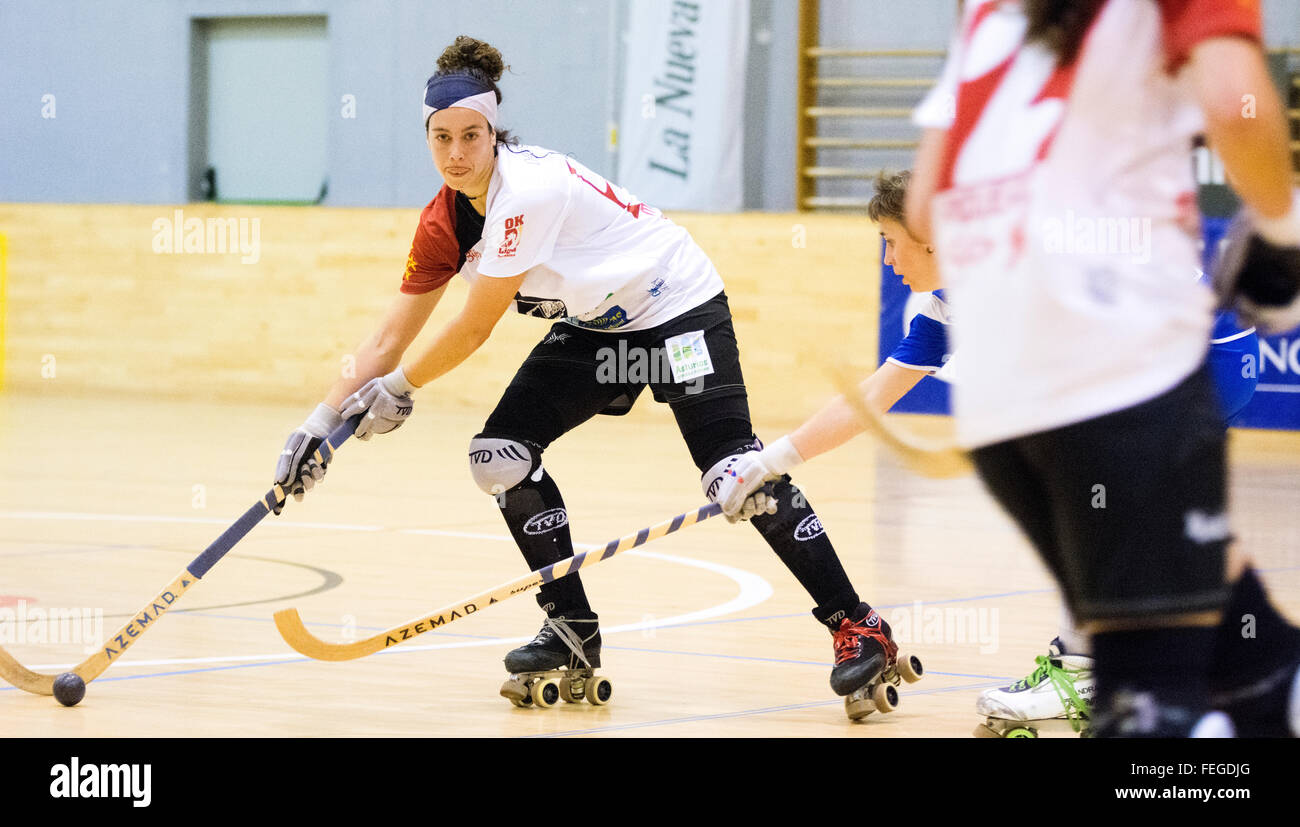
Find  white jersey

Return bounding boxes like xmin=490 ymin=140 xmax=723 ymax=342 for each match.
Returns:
xmin=466 ymin=145 xmax=723 ymax=331
xmin=914 ymin=0 xmax=1260 ymax=448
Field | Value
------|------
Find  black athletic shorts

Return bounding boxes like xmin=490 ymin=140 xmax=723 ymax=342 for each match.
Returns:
xmin=479 ymin=291 xmax=757 ymax=470
xmin=970 ymin=363 xmax=1230 ymax=622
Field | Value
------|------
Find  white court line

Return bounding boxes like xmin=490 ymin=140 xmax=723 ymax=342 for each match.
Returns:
xmin=0 ymin=511 xmax=383 ymax=532
xmin=5 ymin=511 xmax=773 ymax=673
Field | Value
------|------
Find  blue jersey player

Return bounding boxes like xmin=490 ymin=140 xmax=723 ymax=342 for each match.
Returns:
xmin=711 ymin=169 xmax=1262 ymax=737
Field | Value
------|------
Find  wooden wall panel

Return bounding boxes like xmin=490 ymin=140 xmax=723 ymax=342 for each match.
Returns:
xmin=0 ymin=204 xmax=879 ymax=428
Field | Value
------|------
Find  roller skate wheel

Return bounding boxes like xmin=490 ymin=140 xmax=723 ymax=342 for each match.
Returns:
xmin=559 ymin=676 xmax=583 ymax=704
xmin=1005 ymin=727 xmax=1037 ymax=738
xmin=531 ymin=678 xmax=561 ymax=708
xmin=898 ymin=653 xmax=924 ymax=683
xmin=872 ymin=682 xmax=899 ymax=713
xmin=586 ymin=676 xmax=613 ymax=706
xmin=845 ymin=695 xmax=874 ymax=721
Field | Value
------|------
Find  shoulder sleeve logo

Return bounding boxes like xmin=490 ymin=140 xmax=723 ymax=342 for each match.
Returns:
xmin=497 ymin=214 xmax=524 ymax=258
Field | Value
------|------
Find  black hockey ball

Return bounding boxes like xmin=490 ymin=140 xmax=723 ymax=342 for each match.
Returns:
xmin=53 ymin=672 xmax=86 ymax=707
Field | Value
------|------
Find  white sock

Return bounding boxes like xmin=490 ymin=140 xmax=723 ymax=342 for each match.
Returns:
xmin=1057 ymin=606 xmax=1092 ymax=657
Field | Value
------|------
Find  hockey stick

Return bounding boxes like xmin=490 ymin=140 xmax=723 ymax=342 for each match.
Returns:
xmin=274 ymin=502 xmax=724 ymax=662
xmin=0 ymin=417 xmax=360 ymax=695
xmin=828 ymin=364 xmax=973 ymax=479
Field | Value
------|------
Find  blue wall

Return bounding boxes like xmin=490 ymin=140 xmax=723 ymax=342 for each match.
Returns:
xmin=0 ymin=0 xmax=621 ymax=207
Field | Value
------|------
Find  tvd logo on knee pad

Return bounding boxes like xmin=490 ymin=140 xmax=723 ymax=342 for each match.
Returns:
xmin=794 ymin=514 xmax=825 ymax=542
xmin=523 ymin=508 xmax=568 ymax=536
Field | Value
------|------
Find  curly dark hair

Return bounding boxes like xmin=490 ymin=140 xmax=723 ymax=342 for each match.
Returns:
xmin=427 ymin=36 xmax=516 ymax=145
xmin=1023 ymin=0 xmax=1106 ymax=66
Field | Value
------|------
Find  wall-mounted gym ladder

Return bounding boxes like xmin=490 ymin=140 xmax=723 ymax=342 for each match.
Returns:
xmin=796 ymin=1 xmax=1300 ymax=210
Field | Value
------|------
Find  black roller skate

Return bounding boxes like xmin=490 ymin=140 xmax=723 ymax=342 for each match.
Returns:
xmin=499 ymin=613 xmax=612 ymax=709
xmin=828 ymin=605 xmax=924 ymax=721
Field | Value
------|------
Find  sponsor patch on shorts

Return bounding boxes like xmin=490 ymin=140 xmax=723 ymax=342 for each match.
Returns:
xmin=663 ymin=330 xmax=714 ymax=384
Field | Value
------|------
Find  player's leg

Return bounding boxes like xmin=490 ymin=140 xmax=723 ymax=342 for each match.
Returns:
xmin=471 ymin=323 xmax=625 ymax=675
xmin=968 ymin=441 xmax=1095 ymax=736
xmin=1024 ymin=365 xmax=1234 ymax=737
xmin=982 ymin=330 xmax=1269 ymax=735
xmin=981 ymin=329 xmax=1272 ymax=735
xmin=1207 ymin=551 xmax=1300 ymax=736
xmin=649 ymin=293 xmax=900 ymax=699
xmin=1193 ymin=327 xmax=1299 ymax=733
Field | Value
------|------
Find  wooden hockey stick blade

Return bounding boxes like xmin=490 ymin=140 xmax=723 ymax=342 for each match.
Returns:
xmin=827 ymin=364 xmax=973 ymax=479
xmin=274 ymin=502 xmax=724 ymax=662
xmin=0 ymin=416 xmax=359 ymax=695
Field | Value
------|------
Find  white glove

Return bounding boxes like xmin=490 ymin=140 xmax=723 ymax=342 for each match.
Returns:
xmin=340 ymin=367 xmax=418 ymax=440
xmin=273 ymin=402 xmax=344 ymax=513
xmin=702 ymin=436 xmax=805 ymax=523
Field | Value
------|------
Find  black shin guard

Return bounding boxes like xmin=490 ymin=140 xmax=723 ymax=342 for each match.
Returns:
xmin=749 ymin=478 xmax=860 ymax=616
xmin=497 ymin=469 xmax=592 ymax=616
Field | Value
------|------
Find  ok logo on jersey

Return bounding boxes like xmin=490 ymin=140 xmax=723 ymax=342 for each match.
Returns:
xmin=498 ymin=215 xmax=524 ymax=258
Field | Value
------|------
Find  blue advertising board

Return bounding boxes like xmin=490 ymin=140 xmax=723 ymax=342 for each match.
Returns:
xmin=877 ymin=224 xmax=1299 ymax=430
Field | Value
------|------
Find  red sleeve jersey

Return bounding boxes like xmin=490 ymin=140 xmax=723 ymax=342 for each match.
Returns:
xmin=1156 ymin=0 xmax=1261 ymax=72
xmin=400 ymin=185 xmax=486 ymax=295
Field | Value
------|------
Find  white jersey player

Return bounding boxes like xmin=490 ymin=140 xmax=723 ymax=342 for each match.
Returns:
xmin=904 ymin=0 xmax=1300 ymax=737
xmin=271 ymin=35 xmax=916 ymax=718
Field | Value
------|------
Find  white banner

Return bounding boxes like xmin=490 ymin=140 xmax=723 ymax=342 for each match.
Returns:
xmin=617 ymin=0 xmax=750 ymax=212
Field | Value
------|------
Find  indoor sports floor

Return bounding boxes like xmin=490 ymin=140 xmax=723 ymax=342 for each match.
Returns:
xmin=3 ymin=392 xmax=1298 ymax=737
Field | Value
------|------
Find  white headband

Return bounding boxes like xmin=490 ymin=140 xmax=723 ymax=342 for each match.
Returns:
xmin=423 ymin=90 xmax=499 ymax=131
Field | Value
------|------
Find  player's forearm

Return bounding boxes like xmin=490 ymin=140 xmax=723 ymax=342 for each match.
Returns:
xmin=323 ymin=342 xmax=403 ymax=409
xmin=789 ymin=365 xmax=926 ymax=461
xmin=1188 ymin=38 xmax=1295 ymax=219
xmin=788 ymin=396 xmax=870 ymax=462
xmin=322 ymin=287 xmax=445 ymax=408
xmin=400 ymin=313 xmax=493 ymax=387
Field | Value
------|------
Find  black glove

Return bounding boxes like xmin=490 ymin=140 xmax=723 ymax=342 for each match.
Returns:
xmin=1212 ymin=209 xmax=1300 ymax=336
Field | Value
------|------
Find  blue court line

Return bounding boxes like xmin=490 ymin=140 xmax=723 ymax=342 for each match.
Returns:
xmin=527 ymin=680 xmax=1005 ymax=738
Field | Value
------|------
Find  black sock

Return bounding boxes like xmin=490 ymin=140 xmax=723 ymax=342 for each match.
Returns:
xmin=1210 ymin=567 xmax=1300 ymax=687
xmin=496 ymin=468 xmax=591 ymax=616
xmin=1092 ymin=627 xmax=1216 ymax=736
xmin=749 ymin=478 xmax=860 ymax=619
xmin=1208 ymin=567 xmax=1300 ymax=735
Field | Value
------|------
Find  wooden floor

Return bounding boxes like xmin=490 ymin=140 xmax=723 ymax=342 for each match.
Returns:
xmin=2 ymin=391 xmax=1298 ymax=737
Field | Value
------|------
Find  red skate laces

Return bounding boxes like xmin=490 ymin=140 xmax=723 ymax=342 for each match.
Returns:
xmin=832 ymin=613 xmax=896 ymax=666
